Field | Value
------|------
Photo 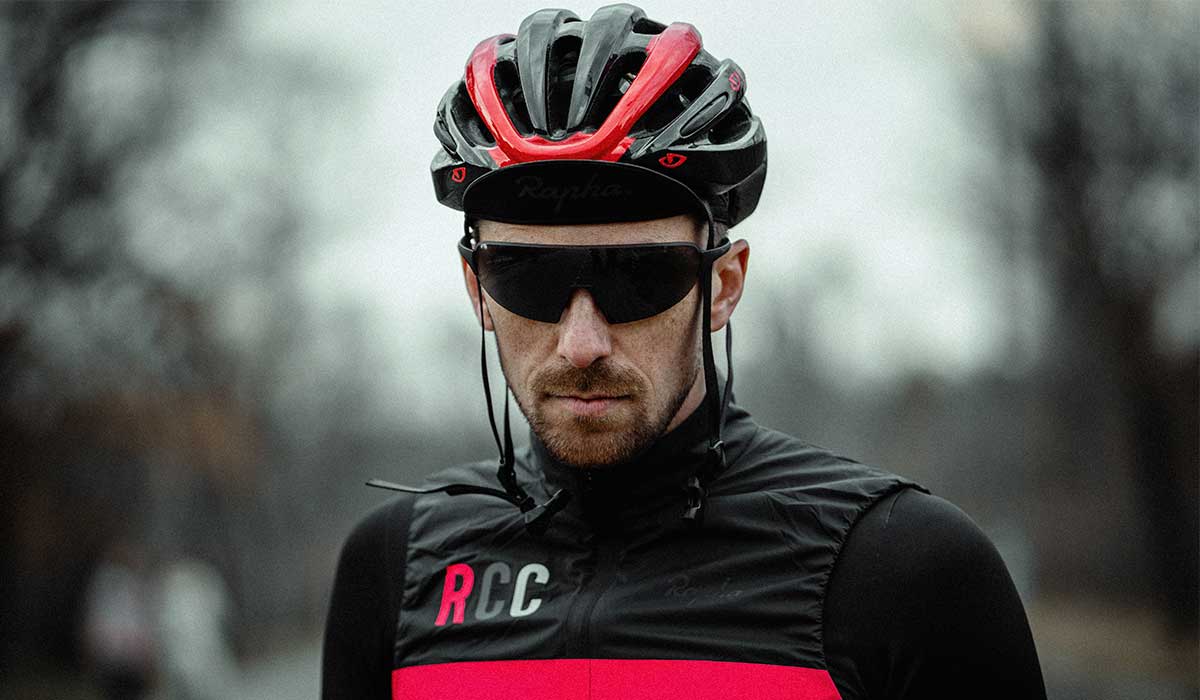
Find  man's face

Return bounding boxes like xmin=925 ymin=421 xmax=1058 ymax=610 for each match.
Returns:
xmin=469 ymin=215 xmax=706 ymax=469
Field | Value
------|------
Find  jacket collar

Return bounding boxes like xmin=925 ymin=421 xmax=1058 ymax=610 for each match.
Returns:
xmin=529 ymin=397 xmax=729 ymax=530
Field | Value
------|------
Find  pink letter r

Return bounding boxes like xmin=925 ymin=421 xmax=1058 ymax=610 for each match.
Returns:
xmin=435 ymin=563 xmax=475 ymax=626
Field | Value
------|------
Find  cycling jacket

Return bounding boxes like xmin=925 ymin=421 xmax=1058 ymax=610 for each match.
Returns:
xmin=322 ymin=401 xmax=1046 ymax=699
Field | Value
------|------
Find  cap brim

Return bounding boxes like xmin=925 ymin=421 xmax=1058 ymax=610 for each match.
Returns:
xmin=462 ymin=160 xmax=708 ymax=226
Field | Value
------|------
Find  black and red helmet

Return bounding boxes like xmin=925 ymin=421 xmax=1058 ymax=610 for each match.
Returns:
xmin=431 ymin=3 xmax=767 ymax=228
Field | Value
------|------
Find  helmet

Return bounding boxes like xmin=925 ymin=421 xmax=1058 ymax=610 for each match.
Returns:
xmin=431 ymin=3 xmax=767 ymax=228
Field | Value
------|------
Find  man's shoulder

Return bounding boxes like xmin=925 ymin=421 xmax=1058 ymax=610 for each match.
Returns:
xmin=732 ymin=418 xmax=987 ymax=553
xmin=824 ymin=487 xmax=1045 ymax=696
xmin=844 ymin=488 xmax=1004 ymax=586
xmin=725 ymin=416 xmax=920 ymax=500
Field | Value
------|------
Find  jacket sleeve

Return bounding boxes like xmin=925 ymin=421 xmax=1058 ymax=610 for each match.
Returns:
xmin=321 ymin=502 xmax=401 ymax=700
xmin=823 ymin=489 xmax=1046 ymax=699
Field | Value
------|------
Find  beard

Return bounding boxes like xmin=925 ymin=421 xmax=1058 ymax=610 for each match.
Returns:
xmin=506 ymin=351 xmax=699 ymax=469
xmin=491 ymin=289 xmax=704 ymax=469
xmin=522 ymin=359 xmax=697 ymax=468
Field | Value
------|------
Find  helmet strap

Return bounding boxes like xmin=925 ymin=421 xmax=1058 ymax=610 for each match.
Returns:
xmin=363 ymin=218 xmax=578 ymax=530
xmin=685 ymin=214 xmax=734 ymax=524
xmin=474 ymin=252 xmax=571 ymax=532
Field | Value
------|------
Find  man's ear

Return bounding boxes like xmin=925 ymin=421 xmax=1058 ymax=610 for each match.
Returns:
xmin=709 ymin=239 xmax=749 ymax=332
xmin=461 ymin=257 xmax=495 ymax=331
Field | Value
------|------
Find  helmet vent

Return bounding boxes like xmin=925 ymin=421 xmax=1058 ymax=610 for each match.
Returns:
xmin=434 ymin=112 xmax=458 ymax=156
xmin=706 ymin=102 xmax=753 ymax=145
xmin=631 ymin=17 xmax=666 ymax=35
xmin=451 ymin=83 xmax=495 ymax=147
xmin=631 ymin=64 xmax=711 ymax=136
xmin=495 ymin=60 xmax=535 ymax=136
xmin=577 ymin=51 xmax=646 ymax=131
xmin=545 ymin=35 xmax=583 ymax=136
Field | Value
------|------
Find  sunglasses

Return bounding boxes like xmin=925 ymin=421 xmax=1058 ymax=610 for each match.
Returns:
xmin=459 ymin=236 xmax=731 ymax=324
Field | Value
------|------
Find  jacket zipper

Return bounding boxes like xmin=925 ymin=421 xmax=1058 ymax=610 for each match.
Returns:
xmin=576 ymin=534 xmax=619 ymax=657
xmin=567 ymin=475 xmax=622 ymax=658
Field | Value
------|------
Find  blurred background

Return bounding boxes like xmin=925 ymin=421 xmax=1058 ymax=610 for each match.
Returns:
xmin=0 ymin=1 xmax=1195 ymax=698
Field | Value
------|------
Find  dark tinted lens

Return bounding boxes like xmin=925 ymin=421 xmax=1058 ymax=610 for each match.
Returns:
xmin=475 ymin=245 xmax=576 ymax=322
xmin=474 ymin=243 xmax=702 ymax=324
xmin=587 ymin=245 xmax=701 ymax=323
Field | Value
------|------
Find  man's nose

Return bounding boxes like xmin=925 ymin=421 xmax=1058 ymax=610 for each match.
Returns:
xmin=556 ymin=289 xmax=613 ymax=368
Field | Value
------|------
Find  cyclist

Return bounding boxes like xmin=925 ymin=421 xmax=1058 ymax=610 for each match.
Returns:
xmin=322 ymin=5 xmax=1046 ymax=699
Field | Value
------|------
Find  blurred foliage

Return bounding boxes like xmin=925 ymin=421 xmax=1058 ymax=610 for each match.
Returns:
xmin=744 ymin=2 xmax=1197 ymax=637
xmin=0 ymin=0 xmax=380 ymax=672
xmin=1 ymin=2 xmax=494 ymax=679
xmin=2 ymin=1 xmax=222 ymax=669
xmin=1 ymin=3 xmax=216 ymax=405
xmin=988 ymin=0 xmax=1198 ymax=634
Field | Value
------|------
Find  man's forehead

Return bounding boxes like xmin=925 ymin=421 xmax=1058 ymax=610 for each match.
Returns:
xmin=477 ymin=215 xmax=703 ymax=245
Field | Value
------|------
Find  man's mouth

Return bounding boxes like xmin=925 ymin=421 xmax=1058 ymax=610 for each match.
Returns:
xmin=547 ymin=394 xmax=630 ymax=418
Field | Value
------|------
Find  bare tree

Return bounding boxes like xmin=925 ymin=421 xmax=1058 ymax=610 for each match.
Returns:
xmin=985 ymin=1 xmax=1197 ymax=633
xmin=0 ymin=1 xmax=225 ymax=669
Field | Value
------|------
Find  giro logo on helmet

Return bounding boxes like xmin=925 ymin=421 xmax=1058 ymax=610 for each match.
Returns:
xmin=514 ymin=174 xmax=633 ymax=213
xmin=729 ymin=71 xmax=742 ymax=92
xmin=659 ymin=153 xmax=688 ymax=169
xmin=451 ymin=166 xmax=467 ymax=183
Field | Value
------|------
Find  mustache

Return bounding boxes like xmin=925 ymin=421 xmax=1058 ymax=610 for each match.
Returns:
xmin=532 ymin=360 xmax=643 ymax=397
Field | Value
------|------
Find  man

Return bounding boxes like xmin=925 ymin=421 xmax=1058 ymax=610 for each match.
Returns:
xmin=322 ymin=5 xmax=1046 ymax=699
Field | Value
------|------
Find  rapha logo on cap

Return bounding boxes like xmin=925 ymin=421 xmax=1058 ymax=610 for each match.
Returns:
xmin=515 ymin=175 xmax=633 ymax=213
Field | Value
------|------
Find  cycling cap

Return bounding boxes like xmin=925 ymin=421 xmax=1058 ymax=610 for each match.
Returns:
xmin=431 ymin=3 xmax=767 ymax=227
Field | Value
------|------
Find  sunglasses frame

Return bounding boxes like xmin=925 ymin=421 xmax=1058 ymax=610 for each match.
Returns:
xmin=457 ymin=233 xmax=732 ymax=324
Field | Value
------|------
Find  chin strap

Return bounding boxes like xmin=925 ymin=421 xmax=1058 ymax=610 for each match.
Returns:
xmin=683 ymin=321 xmax=733 ymax=524
xmin=478 ymin=286 xmax=573 ymax=532
xmin=684 ymin=216 xmax=735 ymax=524
xmin=367 ymin=237 xmax=571 ymax=535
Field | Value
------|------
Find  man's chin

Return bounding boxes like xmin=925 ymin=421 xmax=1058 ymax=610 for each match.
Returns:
xmin=523 ymin=390 xmax=672 ymax=467
xmin=534 ymin=413 xmax=650 ymax=468
xmin=540 ymin=433 xmax=640 ymax=469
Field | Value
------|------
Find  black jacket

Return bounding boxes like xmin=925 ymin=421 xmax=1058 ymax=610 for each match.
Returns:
xmin=322 ymin=402 xmax=1046 ymax=699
